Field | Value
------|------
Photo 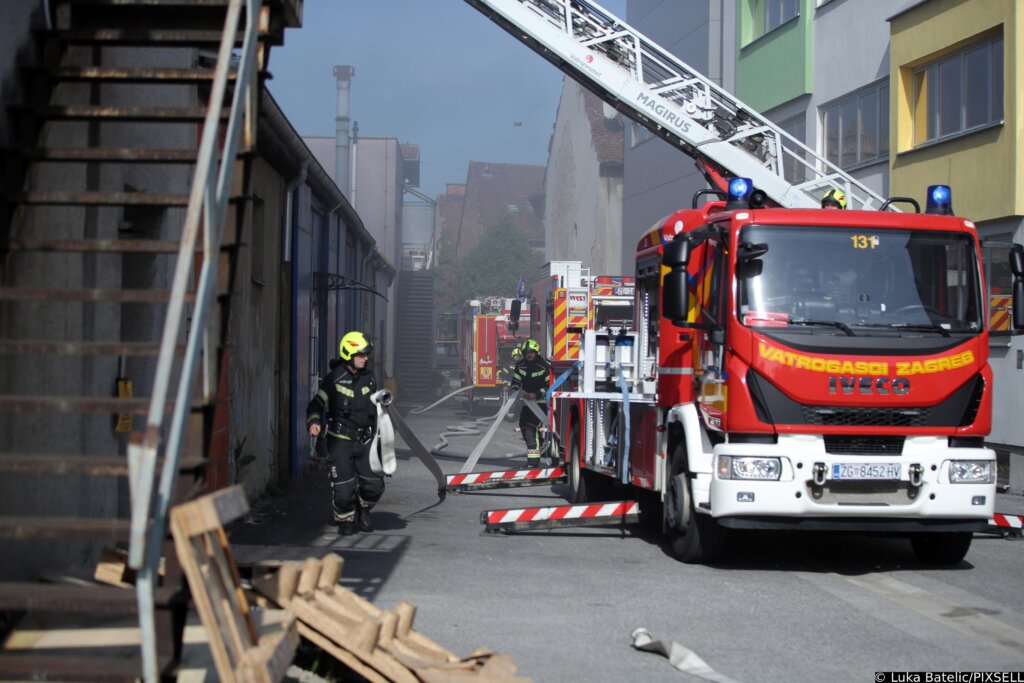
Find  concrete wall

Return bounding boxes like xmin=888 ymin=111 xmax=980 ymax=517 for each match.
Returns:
xmin=229 ymin=158 xmax=287 ymax=498
xmin=544 ymin=79 xmax=624 ymax=277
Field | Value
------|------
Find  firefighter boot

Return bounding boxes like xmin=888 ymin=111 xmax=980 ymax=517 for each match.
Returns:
xmin=526 ymin=449 xmax=541 ymax=469
xmin=356 ymin=505 xmax=373 ymax=533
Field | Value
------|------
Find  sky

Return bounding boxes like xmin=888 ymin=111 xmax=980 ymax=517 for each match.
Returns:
xmin=267 ymin=0 xmax=628 ymax=201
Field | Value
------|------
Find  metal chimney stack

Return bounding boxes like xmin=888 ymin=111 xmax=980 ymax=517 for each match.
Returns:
xmin=333 ymin=65 xmax=355 ymax=197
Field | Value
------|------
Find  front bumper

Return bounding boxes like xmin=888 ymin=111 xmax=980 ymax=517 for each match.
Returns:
xmin=707 ymin=435 xmax=994 ymax=529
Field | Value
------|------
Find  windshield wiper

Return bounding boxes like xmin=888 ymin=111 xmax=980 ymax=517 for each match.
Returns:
xmin=787 ymin=319 xmax=855 ymax=336
xmin=871 ymin=322 xmax=952 ymax=337
xmin=856 ymin=322 xmax=954 ymax=337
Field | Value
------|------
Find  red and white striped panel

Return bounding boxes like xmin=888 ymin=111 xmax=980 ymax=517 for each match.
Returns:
xmin=447 ymin=467 xmax=564 ymax=487
xmin=484 ymin=501 xmax=638 ymax=526
xmin=991 ymin=513 xmax=1024 ymax=530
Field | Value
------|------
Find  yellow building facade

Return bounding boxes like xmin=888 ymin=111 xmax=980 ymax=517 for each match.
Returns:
xmin=890 ymin=0 xmax=1021 ymax=223
xmin=891 ymin=0 xmax=1024 ymax=468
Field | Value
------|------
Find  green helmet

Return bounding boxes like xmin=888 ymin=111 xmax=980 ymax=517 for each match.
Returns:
xmin=523 ymin=338 xmax=541 ymax=354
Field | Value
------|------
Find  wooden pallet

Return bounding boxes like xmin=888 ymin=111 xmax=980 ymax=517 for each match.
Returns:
xmin=169 ymin=485 xmax=298 ymax=683
xmin=252 ymin=554 xmax=532 ymax=683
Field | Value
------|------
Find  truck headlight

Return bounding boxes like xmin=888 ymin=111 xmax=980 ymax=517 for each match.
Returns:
xmin=718 ymin=456 xmax=781 ymax=481
xmin=948 ymin=460 xmax=993 ymax=484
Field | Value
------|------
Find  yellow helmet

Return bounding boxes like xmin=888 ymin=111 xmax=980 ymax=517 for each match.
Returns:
xmin=822 ymin=188 xmax=846 ymax=209
xmin=339 ymin=331 xmax=372 ymax=361
xmin=523 ymin=338 xmax=541 ymax=354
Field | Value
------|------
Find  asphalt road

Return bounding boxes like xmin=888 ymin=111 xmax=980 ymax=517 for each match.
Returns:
xmin=231 ymin=401 xmax=1024 ymax=683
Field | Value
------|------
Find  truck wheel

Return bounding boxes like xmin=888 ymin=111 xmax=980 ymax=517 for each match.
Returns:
xmin=910 ymin=532 xmax=973 ymax=565
xmin=670 ymin=499 xmax=726 ymax=564
xmin=568 ymin=425 xmax=588 ymax=504
xmin=665 ymin=439 xmax=725 ymax=564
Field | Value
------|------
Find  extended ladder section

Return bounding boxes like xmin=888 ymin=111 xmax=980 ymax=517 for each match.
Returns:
xmin=464 ymin=0 xmax=889 ymax=211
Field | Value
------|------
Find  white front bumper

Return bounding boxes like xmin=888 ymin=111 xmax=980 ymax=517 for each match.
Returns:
xmin=706 ymin=435 xmax=995 ymax=525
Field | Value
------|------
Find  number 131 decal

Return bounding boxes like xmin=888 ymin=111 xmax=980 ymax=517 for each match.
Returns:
xmin=850 ymin=235 xmax=880 ymax=249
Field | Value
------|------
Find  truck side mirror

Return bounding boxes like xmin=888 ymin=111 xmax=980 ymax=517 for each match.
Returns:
xmin=663 ymin=236 xmax=690 ymax=268
xmin=508 ymin=298 xmax=521 ymax=332
xmin=662 ymin=270 xmax=689 ymax=325
xmin=1011 ymin=245 xmax=1024 ymax=278
xmin=662 ymin=236 xmax=691 ymax=325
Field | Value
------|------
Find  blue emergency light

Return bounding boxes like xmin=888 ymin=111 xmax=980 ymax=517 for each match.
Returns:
xmin=925 ymin=184 xmax=953 ymax=215
xmin=728 ymin=177 xmax=753 ymax=201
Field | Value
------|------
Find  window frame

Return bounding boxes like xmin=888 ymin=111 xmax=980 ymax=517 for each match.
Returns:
xmin=912 ymin=33 xmax=1003 ymax=147
xmin=819 ymin=79 xmax=890 ymax=170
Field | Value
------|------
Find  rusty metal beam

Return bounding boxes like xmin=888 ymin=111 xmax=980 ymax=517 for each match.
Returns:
xmin=0 ymin=454 xmax=207 ymax=475
xmin=0 ymin=396 xmax=168 ymax=414
xmin=47 ymin=66 xmax=232 ymax=82
xmin=0 ymin=340 xmax=181 ymax=355
xmin=0 ymin=517 xmax=132 ymax=540
xmin=33 ymin=105 xmax=228 ymax=122
xmin=24 ymin=148 xmax=199 ymax=163
xmin=0 ymin=288 xmax=193 ymax=302
xmin=20 ymin=191 xmax=189 ymax=206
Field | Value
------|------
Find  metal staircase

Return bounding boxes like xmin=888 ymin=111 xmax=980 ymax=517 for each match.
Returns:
xmin=0 ymin=0 xmax=298 ymax=679
xmin=464 ymin=0 xmax=889 ymax=210
xmin=395 ymin=271 xmax=437 ymax=400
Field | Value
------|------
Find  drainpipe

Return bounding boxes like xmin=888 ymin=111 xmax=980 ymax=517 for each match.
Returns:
xmin=283 ymin=161 xmax=307 ymax=263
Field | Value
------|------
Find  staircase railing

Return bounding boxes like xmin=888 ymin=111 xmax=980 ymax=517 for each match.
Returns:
xmin=124 ymin=1 xmax=263 ymax=679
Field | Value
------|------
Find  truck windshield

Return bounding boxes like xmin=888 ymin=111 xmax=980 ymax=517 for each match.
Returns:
xmin=737 ymin=226 xmax=982 ymax=334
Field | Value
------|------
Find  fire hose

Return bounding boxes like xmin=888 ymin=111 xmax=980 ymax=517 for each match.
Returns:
xmin=368 ymin=389 xmax=446 ymax=500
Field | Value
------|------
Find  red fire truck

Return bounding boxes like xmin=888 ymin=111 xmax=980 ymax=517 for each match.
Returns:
xmin=540 ymin=181 xmax=1024 ymax=564
xmin=461 ymin=296 xmax=530 ymax=414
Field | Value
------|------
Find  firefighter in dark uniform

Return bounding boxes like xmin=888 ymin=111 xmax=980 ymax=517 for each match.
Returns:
xmin=306 ymin=331 xmax=384 ymax=535
xmin=508 ymin=338 xmax=551 ymax=468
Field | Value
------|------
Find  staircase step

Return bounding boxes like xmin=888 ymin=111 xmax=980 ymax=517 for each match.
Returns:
xmin=7 ymin=238 xmax=187 ymax=254
xmin=0 ymin=339 xmax=182 ymax=356
xmin=19 ymin=191 xmax=189 ymax=207
xmin=22 ymin=147 xmax=199 ymax=163
xmin=49 ymin=28 xmax=255 ymax=46
xmin=0 ymin=396 xmax=158 ymax=414
xmin=0 ymin=517 xmax=131 ymax=540
xmin=41 ymin=66 xmax=230 ymax=83
xmin=28 ymin=105 xmax=228 ymax=123
xmin=0 ymin=287 xmax=194 ymax=303
xmin=63 ymin=0 xmax=231 ymax=6
xmin=0 ymin=454 xmax=207 ymax=476
xmin=0 ymin=582 xmax=179 ymax=613
xmin=0 ymin=654 xmax=142 ymax=683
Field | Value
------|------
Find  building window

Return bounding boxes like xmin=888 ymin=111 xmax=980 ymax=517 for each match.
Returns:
xmin=821 ymin=81 xmax=889 ymax=169
xmin=913 ymin=34 xmax=1003 ymax=145
xmin=762 ymin=0 xmax=798 ymax=36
